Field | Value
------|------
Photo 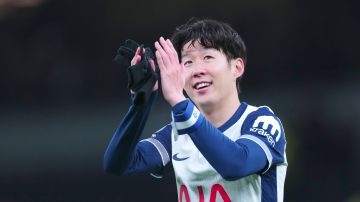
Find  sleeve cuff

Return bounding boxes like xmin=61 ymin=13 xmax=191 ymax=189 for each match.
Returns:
xmin=172 ymin=99 xmax=188 ymax=114
xmin=171 ymin=99 xmax=204 ymax=135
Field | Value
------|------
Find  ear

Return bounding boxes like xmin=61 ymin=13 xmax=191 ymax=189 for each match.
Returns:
xmin=232 ymin=58 xmax=245 ymax=79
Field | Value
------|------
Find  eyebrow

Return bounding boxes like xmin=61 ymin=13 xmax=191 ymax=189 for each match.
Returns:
xmin=181 ymin=50 xmax=196 ymax=58
xmin=182 ymin=49 xmax=216 ymax=58
xmin=181 ymin=53 xmax=189 ymax=58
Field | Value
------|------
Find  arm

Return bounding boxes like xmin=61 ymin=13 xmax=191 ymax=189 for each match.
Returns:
xmin=103 ymin=92 xmax=161 ymax=175
xmin=104 ymin=45 xmax=166 ymax=175
xmin=172 ymin=100 xmax=268 ymax=180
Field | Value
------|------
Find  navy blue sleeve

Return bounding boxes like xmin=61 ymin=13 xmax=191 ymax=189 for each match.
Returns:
xmin=139 ymin=124 xmax=173 ymax=177
xmin=103 ymin=91 xmax=167 ymax=175
xmin=171 ymin=99 xmax=268 ymax=181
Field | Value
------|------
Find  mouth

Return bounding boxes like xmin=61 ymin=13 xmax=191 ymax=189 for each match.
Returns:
xmin=193 ymin=81 xmax=212 ymax=90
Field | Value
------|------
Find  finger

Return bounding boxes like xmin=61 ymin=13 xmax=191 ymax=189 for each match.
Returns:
xmin=166 ymin=39 xmax=177 ymax=54
xmin=159 ymin=37 xmax=177 ymax=60
xmin=155 ymin=50 xmax=165 ymax=71
xmin=131 ymin=47 xmax=139 ymax=62
xmin=165 ymin=39 xmax=179 ymax=63
xmin=135 ymin=47 xmax=141 ymax=56
xmin=159 ymin=37 xmax=178 ymax=64
xmin=131 ymin=52 xmax=141 ymax=65
xmin=159 ymin=37 xmax=172 ymax=53
xmin=141 ymin=47 xmax=145 ymax=54
xmin=155 ymin=41 xmax=171 ymax=67
xmin=131 ymin=55 xmax=139 ymax=65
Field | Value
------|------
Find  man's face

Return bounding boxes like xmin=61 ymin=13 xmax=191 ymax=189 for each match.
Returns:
xmin=181 ymin=40 xmax=241 ymax=108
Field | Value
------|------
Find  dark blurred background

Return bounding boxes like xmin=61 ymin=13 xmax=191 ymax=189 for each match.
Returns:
xmin=0 ymin=0 xmax=359 ymax=201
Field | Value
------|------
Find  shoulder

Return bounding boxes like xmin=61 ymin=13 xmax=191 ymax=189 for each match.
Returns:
xmin=149 ymin=124 xmax=173 ymax=146
xmin=242 ymin=103 xmax=282 ymax=127
xmin=244 ymin=103 xmax=277 ymax=117
xmin=153 ymin=124 xmax=173 ymax=137
xmin=241 ymin=103 xmax=285 ymax=147
xmin=240 ymin=103 xmax=287 ymax=167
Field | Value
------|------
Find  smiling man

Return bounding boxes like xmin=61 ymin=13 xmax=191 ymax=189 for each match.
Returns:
xmin=104 ymin=18 xmax=287 ymax=202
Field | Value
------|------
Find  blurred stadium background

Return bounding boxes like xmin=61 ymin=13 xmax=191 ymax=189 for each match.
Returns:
xmin=0 ymin=0 xmax=359 ymax=201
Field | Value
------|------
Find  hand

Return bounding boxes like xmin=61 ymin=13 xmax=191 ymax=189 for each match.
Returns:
xmin=130 ymin=47 xmax=158 ymax=93
xmin=154 ymin=37 xmax=186 ymax=106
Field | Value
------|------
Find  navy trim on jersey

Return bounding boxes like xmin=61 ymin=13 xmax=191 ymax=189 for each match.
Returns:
xmin=218 ymin=102 xmax=248 ymax=132
xmin=261 ymin=166 xmax=278 ymax=202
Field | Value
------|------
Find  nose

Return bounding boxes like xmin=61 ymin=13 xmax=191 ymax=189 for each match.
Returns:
xmin=192 ymin=62 xmax=206 ymax=78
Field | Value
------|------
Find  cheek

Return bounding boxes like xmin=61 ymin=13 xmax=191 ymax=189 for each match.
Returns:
xmin=215 ymin=70 xmax=232 ymax=87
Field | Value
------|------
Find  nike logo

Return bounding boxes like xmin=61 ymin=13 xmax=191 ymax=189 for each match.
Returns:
xmin=172 ymin=153 xmax=190 ymax=161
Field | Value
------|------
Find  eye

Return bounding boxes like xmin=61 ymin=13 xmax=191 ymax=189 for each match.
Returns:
xmin=183 ymin=60 xmax=193 ymax=66
xmin=204 ymin=55 xmax=214 ymax=60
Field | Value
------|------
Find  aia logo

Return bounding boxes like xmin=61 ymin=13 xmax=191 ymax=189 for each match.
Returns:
xmin=250 ymin=116 xmax=281 ymax=147
xmin=179 ymin=184 xmax=231 ymax=202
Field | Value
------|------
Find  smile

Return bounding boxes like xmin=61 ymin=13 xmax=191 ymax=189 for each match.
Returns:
xmin=194 ymin=82 xmax=212 ymax=90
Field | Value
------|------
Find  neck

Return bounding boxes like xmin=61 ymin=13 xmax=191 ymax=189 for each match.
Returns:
xmin=199 ymin=96 xmax=241 ymax=128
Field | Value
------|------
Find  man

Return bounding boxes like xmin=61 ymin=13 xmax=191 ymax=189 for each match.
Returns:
xmin=104 ymin=18 xmax=287 ymax=202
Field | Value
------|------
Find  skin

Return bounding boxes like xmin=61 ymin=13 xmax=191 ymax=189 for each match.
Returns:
xmin=180 ymin=40 xmax=245 ymax=127
xmin=132 ymin=36 xmax=245 ymax=128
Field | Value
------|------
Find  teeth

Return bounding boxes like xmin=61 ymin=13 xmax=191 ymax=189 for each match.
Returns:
xmin=195 ymin=82 xmax=211 ymax=89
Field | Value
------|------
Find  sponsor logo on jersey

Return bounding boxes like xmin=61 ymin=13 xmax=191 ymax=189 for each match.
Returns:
xmin=250 ymin=116 xmax=281 ymax=147
xmin=172 ymin=153 xmax=190 ymax=161
xmin=193 ymin=110 xmax=199 ymax=119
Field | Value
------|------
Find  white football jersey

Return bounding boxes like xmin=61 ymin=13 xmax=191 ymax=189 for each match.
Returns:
xmin=169 ymin=102 xmax=287 ymax=202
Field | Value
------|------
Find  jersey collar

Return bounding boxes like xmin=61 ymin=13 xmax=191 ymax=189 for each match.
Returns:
xmin=217 ymin=102 xmax=248 ymax=132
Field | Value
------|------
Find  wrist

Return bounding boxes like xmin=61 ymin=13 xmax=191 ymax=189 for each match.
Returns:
xmin=171 ymin=99 xmax=204 ymax=135
xmin=168 ymin=95 xmax=186 ymax=107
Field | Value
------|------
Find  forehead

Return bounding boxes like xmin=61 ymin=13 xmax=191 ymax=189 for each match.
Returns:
xmin=181 ymin=40 xmax=218 ymax=57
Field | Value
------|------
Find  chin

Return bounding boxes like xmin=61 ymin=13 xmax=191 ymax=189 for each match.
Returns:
xmin=192 ymin=96 xmax=214 ymax=108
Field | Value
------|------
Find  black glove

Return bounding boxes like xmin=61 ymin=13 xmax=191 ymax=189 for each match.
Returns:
xmin=113 ymin=39 xmax=140 ymax=67
xmin=113 ymin=39 xmax=159 ymax=105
